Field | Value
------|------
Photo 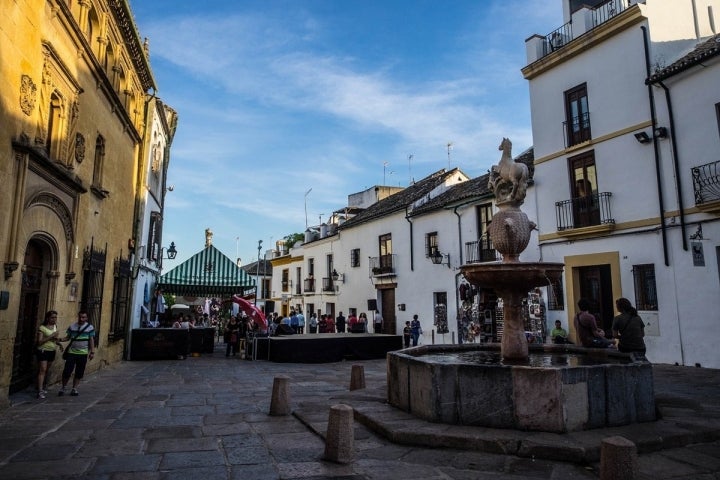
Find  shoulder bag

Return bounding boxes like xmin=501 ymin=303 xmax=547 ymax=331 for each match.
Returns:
xmin=63 ymin=323 xmax=90 ymax=360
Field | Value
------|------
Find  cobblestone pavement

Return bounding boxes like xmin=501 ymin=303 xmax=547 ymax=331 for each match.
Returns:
xmin=1 ymin=353 xmax=719 ymax=479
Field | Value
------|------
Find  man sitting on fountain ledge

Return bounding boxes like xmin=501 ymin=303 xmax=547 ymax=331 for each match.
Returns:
xmin=574 ymin=298 xmax=614 ymax=348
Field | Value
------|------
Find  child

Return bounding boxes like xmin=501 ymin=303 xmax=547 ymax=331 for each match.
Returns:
xmin=403 ymin=321 xmax=412 ymax=348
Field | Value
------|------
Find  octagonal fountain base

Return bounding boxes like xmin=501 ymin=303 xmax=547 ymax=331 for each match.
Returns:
xmin=387 ymin=343 xmax=656 ymax=433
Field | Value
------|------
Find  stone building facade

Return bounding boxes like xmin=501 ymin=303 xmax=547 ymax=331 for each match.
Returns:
xmin=0 ymin=0 xmax=159 ymax=405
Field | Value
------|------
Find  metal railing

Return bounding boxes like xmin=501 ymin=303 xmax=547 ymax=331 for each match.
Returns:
xmin=555 ymin=192 xmax=614 ymax=231
xmin=321 ymin=277 xmax=335 ymax=292
xmin=692 ymin=160 xmax=720 ymax=206
xmin=303 ymin=278 xmax=315 ymax=293
xmin=369 ymin=254 xmax=396 ymax=276
xmin=543 ymin=21 xmax=572 ymax=56
xmin=465 ymin=237 xmax=499 ymax=264
xmin=563 ymin=112 xmax=592 ymax=147
xmin=592 ymin=0 xmax=630 ymax=27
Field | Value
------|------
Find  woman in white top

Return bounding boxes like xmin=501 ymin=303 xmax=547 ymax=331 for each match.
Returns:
xmin=36 ymin=310 xmax=63 ymax=399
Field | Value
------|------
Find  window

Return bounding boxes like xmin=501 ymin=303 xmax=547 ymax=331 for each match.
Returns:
xmin=46 ymin=93 xmax=63 ymax=158
xmin=716 ymin=103 xmax=720 ymax=139
xmin=633 ymin=264 xmax=657 ymax=311
xmin=547 ymin=278 xmax=565 ymax=310
xmin=476 ymin=203 xmax=495 ymax=262
xmin=425 ymin=232 xmax=438 ymax=257
xmin=295 ymin=267 xmax=302 ymax=295
xmin=92 ymin=135 xmax=105 ymax=188
xmin=379 ymin=233 xmax=392 ymax=268
xmin=564 ymin=83 xmax=591 ymax=147
xmin=568 ymin=151 xmax=600 ymax=228
xmin=351 ymin=248 xmax=360 ymax=267
xmin=307 ymin=258 xmax=314 ymax=277
xmin=147 ymin=212 xmax=161 ymax=262
xmin=281 ymin=269 xmax=289 ymax=292
xmin=109 ymin=255 xmax=131 ymax=342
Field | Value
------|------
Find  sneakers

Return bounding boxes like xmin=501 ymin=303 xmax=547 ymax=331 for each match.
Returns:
xmin=37 ymin=391 xmax=46 ymax=399
xmin=70 ymin=389 xmax=79 ymax=396
xmin=58 ymin=387 xmax=66 ymax=397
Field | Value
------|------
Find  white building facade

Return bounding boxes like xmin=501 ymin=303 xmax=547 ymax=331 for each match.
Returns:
xmin=523 ymin=0 xmax=720 ymax=367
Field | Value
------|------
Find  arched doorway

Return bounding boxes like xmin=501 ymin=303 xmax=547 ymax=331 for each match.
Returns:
xmin=10 ymin=240 xmax=49 ymax=394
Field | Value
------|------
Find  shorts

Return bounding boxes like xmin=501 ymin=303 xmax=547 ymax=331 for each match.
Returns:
xmin=36 ymin=349 xmax=57 ymax=362
xmin=62 ymin=353 xmax=89 ymax=380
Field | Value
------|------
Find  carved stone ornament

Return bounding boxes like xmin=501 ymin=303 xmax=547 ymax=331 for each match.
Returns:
xmin=75 ymin=133 xmax=86 ymax=163
xmin=20 ymin=75 xmax=37 ymax=116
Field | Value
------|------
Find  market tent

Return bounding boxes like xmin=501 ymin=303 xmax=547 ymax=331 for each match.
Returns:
xmin=158 ymin=245 xmax=255 ymax=297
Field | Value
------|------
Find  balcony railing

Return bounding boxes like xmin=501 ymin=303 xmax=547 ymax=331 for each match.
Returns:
xmin=369 ymin=254 xmax=396 ymax=276
xmin=543 ymin=21 xmax=572 ymax=56
xmin=555 ymin=192 xmax=615 ymax=231
xmin=563 ymin=112 xmax=592 ymax=147
xmin=303 ymin=278 xmax=315 ymax=293
xmin=692 ymin=160 xmax=720 ymax=208
xmin=281 ymin=280 xmax=289 ymax=292
xmin=465 ymin=236 xmax=499 ymax=264
xmin=321 ymin=277 xmax=335 ymax=292
xmin=537 ymin=0 xmax=632 ymax=60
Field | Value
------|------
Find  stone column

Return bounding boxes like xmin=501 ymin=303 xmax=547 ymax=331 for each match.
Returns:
xmin=269 ymin=375 xmax=290 ymax=416
xmin=600 ymin=436 xmax=638 ymax=480
xmin=323 ymin=404 xmax=354 ymax=463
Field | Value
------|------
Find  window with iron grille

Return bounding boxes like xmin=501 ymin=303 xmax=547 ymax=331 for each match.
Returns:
xmin=351 ymin=248 xmax=360 ymax=267
xmin=547 ymin=278 xmax=565 ymax=311
xmin=633 ymin=264 xmax=657 ymax=311
xmin=281 ymin=269 xmax=289 ymax=292
xmin=425 ymin=232 xmax=438 ymax=257
xmin=109 ymin=255 xmax=131 ymax=343
xmin=81 ymin=240 xmax=107 ymax=347
xmin=147 ymin=211 xmax=161 ymax=262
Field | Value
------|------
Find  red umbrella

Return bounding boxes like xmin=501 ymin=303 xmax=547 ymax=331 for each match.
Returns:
xmin=232 ymin=295 xmax=268 ymax=332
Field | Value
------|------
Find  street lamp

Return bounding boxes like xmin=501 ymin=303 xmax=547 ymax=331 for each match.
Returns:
xmin=157 ymin=242 xmax=177 ymax=269
xmin=255 ymin=240 xmax=262 ymax=306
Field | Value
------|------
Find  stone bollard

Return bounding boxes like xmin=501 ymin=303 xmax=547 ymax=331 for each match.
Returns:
xmin=269 ymin=375 xmax=291 ymax=416
xmin=600 ymin=436 xmax=638 ymax=480
xmin=323 ymin=404 xmax=354 ymax=463
xmin=349 ymin=364 xmax=365 ymax=391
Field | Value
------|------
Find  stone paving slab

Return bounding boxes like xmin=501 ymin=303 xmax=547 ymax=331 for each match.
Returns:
xmin=0 ymin=355 xmax=718 ymax=479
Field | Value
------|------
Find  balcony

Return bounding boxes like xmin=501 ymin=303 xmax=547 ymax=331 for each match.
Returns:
xmin=692 ymin=160 xmax=720 ymax=213
xmin=321 ymin=277 xmax=336 ymax=293
xmin=369 ymin=254 xmax=396 ymax=276
xmin=555 ymin=192 xmax=615 ymax=237
xmin=563 ymin=112 xmax=592 ymax=148
xmin=526 ymin=0 xmax=634 ymax=64
xmin=464 ymin=236 xmax=499 ymax=264
xmin=303 ymin=277 xmax=315 ymax=293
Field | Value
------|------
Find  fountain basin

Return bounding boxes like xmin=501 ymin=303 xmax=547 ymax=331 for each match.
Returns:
xmin=460 ymin=262 xmax=564 ymax=292
xmin=387 ymin=343 xmax=656 ymax=433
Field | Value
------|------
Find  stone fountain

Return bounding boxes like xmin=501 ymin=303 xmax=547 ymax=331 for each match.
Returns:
xmin=387 ymin=138 xmax=655 ymax=432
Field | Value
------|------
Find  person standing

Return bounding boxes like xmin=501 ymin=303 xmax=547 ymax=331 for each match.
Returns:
xmin=289 ymin=310 xmax=299 ymax=334
xmin=612 ymin=298 xmax=646 ymax=357
xmin=373 ymin=310 xmax=383 ymax=334
xmin=410 ymin=314 xmax=422 ymax=346
xmin=225 ymin=316 xmax=240 ymax=356
xmin=58 ymin=310 xmax=95 ymax=397
xmin=336 ymin=312 xmax=346 ymax=333
xmin=403 ymin=321 xmax=412 ymax=348
xmin=36 ymin=310 xmax=63 ymax=399
xmin=296 ymin=309 xmax=305 ymax=334
xmin=574 ymin=299 xmax=613 ymax=348
xmin=309 ymin=313 xmax=318 ymax=333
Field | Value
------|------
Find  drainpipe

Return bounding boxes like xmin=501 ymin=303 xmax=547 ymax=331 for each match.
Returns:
xmin=641 ymin=26 xmax=670 ymax=266
xmin=453 ymin=206 xmax=464 ymax=265
xmin=405 ymin=206 xmax=414 ymax=271
xmin=657 ymin=80 xmax=688 ymax=251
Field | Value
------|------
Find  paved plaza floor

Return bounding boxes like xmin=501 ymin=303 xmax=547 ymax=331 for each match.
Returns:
xmin=1 ymin=351 xmax=719 ymax=479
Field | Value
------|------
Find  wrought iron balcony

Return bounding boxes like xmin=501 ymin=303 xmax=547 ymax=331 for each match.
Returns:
xmin=692 ymin=159 xmax=720 ymax=212
xmin=321 ymin=277 xmax=335 ymax=292
xmin=555 ymin=192 xmax=615 ymax=232
xmin=538 ymin=0 xmax=632 ymax=60
xmin=303 ymin=278 xmax=315 ymax=293
xmin=563 ymin=112 xmax=592 ymax=148
xmin=464 ymin=236 xmax=499 ymax=264
xmin=369 ymin=254 xmax=396 ymax=276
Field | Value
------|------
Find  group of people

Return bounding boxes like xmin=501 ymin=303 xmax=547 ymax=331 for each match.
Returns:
xmin=551 ymin=297 xmax=646 ymax=358
xmin=402 ymin=315 xmax=423 ymax=348
xmin=35 ymin=309 xmax=96 ymax=399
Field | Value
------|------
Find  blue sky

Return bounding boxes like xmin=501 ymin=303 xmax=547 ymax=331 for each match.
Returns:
xmin=129 ymin=0 xmax=561 ymax=268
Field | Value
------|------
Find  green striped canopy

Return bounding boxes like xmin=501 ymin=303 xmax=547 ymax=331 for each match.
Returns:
xmin=158 ymin=245 xmax=255 ymax=296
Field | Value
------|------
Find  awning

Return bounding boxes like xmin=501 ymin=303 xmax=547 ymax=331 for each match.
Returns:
xmin=158 ymin=245 xmax=255 ymax=297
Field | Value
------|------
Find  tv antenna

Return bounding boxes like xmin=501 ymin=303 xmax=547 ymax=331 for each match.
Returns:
xmin=446 ymin=142 xmax=454 ymax=170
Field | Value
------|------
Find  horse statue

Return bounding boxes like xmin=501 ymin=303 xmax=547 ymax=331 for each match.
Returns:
xmin=489 ymin=137 xmax=528 ymax=204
